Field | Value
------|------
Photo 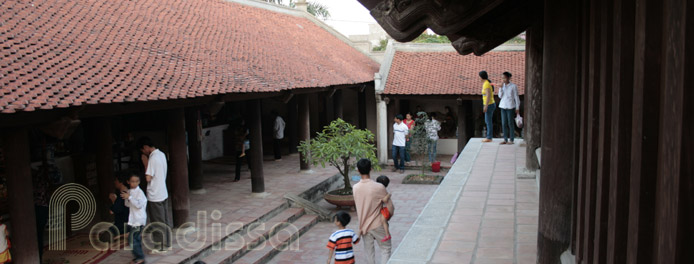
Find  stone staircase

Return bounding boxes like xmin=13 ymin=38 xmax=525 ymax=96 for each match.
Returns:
xmin=185 ymin=206 xmax=318 ymax=264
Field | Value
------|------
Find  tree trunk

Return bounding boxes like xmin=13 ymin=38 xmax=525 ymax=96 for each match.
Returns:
xmin=343 ymin=159 xmax=351 ymax=190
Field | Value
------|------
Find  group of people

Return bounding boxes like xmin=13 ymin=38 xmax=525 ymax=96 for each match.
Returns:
xmin=480 ymin=70 xmax=521 ymax=144
xmin=391 ymin=111 xmax=443 ymax=173
xmin=103 ymin=137 xmax=173 ymax=264
xmin=326 ymin=158 xmax=395 ymax=264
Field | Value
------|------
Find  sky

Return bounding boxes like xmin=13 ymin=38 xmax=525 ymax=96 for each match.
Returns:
xmin=311 ymin=0 xmax=377 ymax=36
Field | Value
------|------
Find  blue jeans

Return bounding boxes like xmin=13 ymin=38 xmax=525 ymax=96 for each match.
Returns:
xmin=404 ymin=140 xmax=412 ymax=162
xmin=428 ymin=140 xmax=438 ymax=163
xmin=392 ymin=146 xmax=406 ymax=170
xmin=484 ymin=103 xmax=496 ymax=139
xmin=129 ymin=225 xmax=144 ymax=261
xmin=500 ymin=108 xmax=515 ymax=142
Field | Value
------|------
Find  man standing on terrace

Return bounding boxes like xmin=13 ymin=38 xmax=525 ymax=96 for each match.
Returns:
xmin=138 ymin=137 xmax=172 ymax=253
xmin=353 ymin=158 xmax=394 ymax=264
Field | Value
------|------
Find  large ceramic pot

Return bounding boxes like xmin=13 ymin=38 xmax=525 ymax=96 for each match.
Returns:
xmin=323 ymin=189 xmax=355 ymax=207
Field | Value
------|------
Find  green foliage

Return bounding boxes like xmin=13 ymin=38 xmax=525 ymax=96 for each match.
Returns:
xmin=298 ymin=119 xmax=380 ymax=191
xmin=409 ymin=112 xmax=430 ymax=175
xmin=412 ymin=32 xmax=451 ymax=43
xmin=372 ymin=39 xmax=388 ymax=51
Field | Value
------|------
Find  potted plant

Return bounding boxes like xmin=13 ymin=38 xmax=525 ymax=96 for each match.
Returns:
xmin=403 ymin=112 xmax=444 ymax=184
xmin=298 ymin=119 xmax=380 ymax=207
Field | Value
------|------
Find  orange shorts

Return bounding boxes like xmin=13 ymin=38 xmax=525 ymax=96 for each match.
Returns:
xmin=380 ymin=207 xmax=392 ymax=221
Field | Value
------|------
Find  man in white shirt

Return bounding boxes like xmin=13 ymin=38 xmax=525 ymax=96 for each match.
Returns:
xmin=391 ymin=114 xmax=408 ymax=173
xmin=137 ymin=137 xmax=172 ymax=252
xmin=498 ymin=72 xmax=521 ymax=145
xmin=272 ymin=110 xmax=286 ymax=161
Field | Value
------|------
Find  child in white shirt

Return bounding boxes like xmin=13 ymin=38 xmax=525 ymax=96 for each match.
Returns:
xmin=121 ymin=174 xmax=147 ymax=264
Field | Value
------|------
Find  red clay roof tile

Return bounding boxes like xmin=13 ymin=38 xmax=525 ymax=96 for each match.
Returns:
xmin=0 ymin=0 xmax=379 ymax=113
xmin=383 ymin=50 xmax=525 ymax=95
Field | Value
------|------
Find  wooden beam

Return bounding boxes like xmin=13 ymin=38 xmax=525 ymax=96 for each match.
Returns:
xmin=626 ymin=0 xmax=663 ymax=262
xmin=606 ymin=0 xmax=635 ymax=262
xmin=653 ymin=0 xmax=693 ymax=262
xmin=2 ymin=128 xmax=40 ymax=262
xmin=592 ymin=0 xmax=614 ymax=261
xmin=248 ymin=100 xmax=265 ymax=193
xmin=186 ymin=108 xmax=204 ymax=191
xmin=93 ymin=118 xmax=115 ymax=221
xmin=287 ymin=98 xmax=299 ymax=154
xmin=456 ymin=99 xmax=467 ymax=152
xmin=575 ymin=0 xmax=591 ymax=259
xmin=537 ymin=0 xmax=579 ymax=262
xmin=298 ymin=95 xmax=310 ymax=171
xmin=167 ymin=108 xmax=190 ymax=227
xmin=524 ymin=15 xmax=543 ymax=171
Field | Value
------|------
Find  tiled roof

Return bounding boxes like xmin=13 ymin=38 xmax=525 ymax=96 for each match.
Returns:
xmin=383 ymin=50 xmax=525 ymax=95
xmin=0 ymin=0 xmax=379 ymax=113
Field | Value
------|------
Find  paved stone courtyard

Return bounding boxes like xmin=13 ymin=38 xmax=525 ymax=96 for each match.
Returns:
xmin=389 ymin=139 xmax=538 ymax=264
xmin=92 ymin=138 xmax=537 ymax=264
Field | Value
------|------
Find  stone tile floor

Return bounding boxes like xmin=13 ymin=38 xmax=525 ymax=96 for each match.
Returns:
xmin=99 ymin=153 xmax=340 ymax=264
xmin=429 ymin=140 xmax=537 ymax=264
xmin=268 ymin=168 xmax=440 ymax=264
xmin=388 ymin=138 xmax=538 ymax=264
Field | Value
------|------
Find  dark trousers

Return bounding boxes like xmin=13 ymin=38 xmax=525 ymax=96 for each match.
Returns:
xmin=392 ymin=146 xmax=406 ymax=170
xmin=500 ymin=108 xmax=516 ymax=142
xmin=235 ymin=150 xmax=251 ymax=180
xmin=147 ymin=199 xmax=172 ymax=249
xmin=129 ymin=225 xmax=144 ymax=261
xmin=273 ymin=138 xmax=282 ymax=160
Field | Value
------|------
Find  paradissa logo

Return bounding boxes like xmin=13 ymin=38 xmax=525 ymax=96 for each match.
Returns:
xmin=49 ymin=183 xmax=301 ymax=253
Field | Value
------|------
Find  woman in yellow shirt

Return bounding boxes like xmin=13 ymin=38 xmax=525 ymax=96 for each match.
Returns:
xmin=480 ymin=71 xmax=496 ymax=142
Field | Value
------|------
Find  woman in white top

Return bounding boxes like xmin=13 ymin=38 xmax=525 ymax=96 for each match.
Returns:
xmin=498 ymin=72 xmax=520 ymax=144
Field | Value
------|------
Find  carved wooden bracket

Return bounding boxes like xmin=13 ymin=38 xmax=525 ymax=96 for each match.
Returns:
xmin=357 ymin=0 xmax=542 ymax=55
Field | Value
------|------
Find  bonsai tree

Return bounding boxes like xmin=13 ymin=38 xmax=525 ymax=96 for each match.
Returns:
xmin=298 ymin=119 xmax=380 ymax=195
xmin=409 ymin=111 xmax=431 ymax=176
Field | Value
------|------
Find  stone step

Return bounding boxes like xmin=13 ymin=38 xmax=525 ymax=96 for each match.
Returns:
xmin=180 ymin=202 xmax=292 ymax=264
xmin=234 ymin=214 xmax=320 ymax=264
xmin=199 ymin=207 xmax=306 ymax=264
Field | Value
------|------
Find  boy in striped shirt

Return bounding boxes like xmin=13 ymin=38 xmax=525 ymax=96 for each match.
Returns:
xmin=327 ymin=211 xmax=360 ymax=264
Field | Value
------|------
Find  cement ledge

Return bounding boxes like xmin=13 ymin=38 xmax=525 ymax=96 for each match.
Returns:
xmin=388 ymin=139 xmax=482 ymax=263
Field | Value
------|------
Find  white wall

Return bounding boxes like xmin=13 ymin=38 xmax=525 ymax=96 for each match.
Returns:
xmin=201 ymin=124 xmax=229 ymax=160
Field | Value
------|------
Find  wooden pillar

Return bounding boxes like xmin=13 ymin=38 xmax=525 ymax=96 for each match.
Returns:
xmin=605 ymin=0 xmax=635 ymax=262
xmin=333 ymin=89 xmax=344 ymax=120
xmin=320 ymin=92 xmax=329 ymax=128
xmin=580 ymin=0 xmax=603 ymax=261
xmin=456 ymin=99 xmax=467 ymax=152
xmin=358 ymin=88 xmax=367 ymax=129
xmin=537 ymin=0 xmax=579 ymax=262
xmin=524 ymin=16 xmax=543 ymax=171
xmin=3 ymin=128 xmax=40 ymax=262
xmin=574 ymin=0 xmax=591 ymax=258
xmin=248 ymin=99 xmax=265 ymax=192
xmin=653 ymin=0 xmax=693 ymax=262
xmin=94 ymin=118 xmax=115 ymax=220
xmin=298 ymin=95 xmax=311 ymax=171
xmin=185 ymin=108 xmax=204 ymax=191
xmin=287 ymin=98 xmax=299 ymax=154
xmin=167 ymin=108 xmax=189 ymax=227
xmin=626 ymin=0 xmax=662 ymax=262
xmin=591 ymin=0 xmax=615 ymax=261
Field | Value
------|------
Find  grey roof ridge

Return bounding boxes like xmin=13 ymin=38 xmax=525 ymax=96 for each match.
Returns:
xmin=224 ymin=0 xmax=381 ymax=63
xmin=375 ymin=39 xmax=397 ymax=94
